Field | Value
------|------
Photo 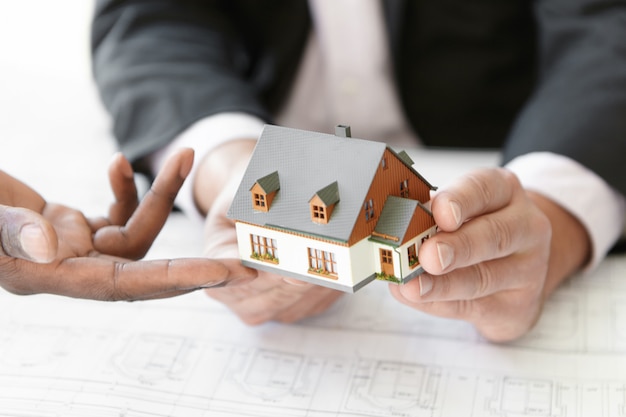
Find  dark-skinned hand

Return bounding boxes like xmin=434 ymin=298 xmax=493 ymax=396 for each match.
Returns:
xmin=0 ymin=148 xmax=254 ymax=301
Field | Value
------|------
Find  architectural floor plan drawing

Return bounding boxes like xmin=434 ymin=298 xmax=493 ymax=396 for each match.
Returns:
xmin=2 ymin=139 xmax=625 ymax=416
xmin=2 ymin=253 xmax=626 ymax=416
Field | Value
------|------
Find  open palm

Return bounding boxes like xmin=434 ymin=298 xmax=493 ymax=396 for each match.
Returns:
xmin=0 ymin=149 xmax=254 ymax=300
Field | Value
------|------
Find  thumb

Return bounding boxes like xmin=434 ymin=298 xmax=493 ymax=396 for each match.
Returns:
xmin=0 ymin=205 xmax=58 ymax=263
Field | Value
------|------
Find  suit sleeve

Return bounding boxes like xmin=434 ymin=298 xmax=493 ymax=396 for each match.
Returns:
xmin=91 ymin=0 xmax=272 ymax=163
xmin=502 ymin=0 xmax=626 ymax=196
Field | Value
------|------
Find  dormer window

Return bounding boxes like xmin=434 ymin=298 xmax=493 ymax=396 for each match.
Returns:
xmin=309 ymin=182 xmax=339 ymax=224
xmin=250 ymin=171 xmax=280 ymax=212
xmin=400 ymin=179 xmax=409 ymax=198
xmin=312 ymin=204 xmax=327 ymax=221
xmin=253 ymin=193 xmax=266 ymax=208
xmin=364 ymin=198 xmax=375 ymax=221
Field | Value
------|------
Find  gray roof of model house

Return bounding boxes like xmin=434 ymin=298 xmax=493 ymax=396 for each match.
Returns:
xmin=371 ymin=196 xmax=433 ymax=247
xmin=227 ymin=125 xmax=433 ymax=243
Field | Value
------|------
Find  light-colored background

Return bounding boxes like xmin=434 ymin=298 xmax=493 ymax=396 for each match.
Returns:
xmin=0 ymin=1 xmax=206 ymax=258
xmin=0 ymin=1 xmax=111 ymax=207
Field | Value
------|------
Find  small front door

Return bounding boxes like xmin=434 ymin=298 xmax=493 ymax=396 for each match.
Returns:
xmin=380 ymin=249 xmax=394 ymax=276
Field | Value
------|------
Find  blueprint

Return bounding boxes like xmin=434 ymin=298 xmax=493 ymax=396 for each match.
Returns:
xmin=1 ymin=252 xmax=626 ymax=417
xmin=2 ymin=147 xmax=626 ymax=416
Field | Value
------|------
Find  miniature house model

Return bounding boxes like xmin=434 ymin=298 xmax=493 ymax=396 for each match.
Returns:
xmin=227 ymin=125 xmax=438 ymax=293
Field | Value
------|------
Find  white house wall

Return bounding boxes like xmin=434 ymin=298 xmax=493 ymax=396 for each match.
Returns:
xmin=234 ymin=222 xmax=369 ymax=289
xmin=234 ymin=222 xmax=438 ymax=290
xmin=347 ymin=238 xmax=378 ymax=282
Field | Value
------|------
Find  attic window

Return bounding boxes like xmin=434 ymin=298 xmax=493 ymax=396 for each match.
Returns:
xmin=400 ymin=179 xmax=409 ymax=198
xmin=364 ymin=198 xmax=375 ymax=221
xmin=250 ymin=171 xmax=280 ymax=212
xmin=254 ymin=193 xmax=266 ymax=208
xmin=309 ymin=181 xmax=339 ymax=224
xmin=312 ymin=205 xmax=327 ymax=221
xmin=381 ymin=157 xmax=388 ymax=170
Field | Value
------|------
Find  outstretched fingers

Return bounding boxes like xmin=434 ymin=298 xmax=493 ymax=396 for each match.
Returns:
xmin=106 ymin=152 xmax=140 ymax=225
xmin=87 ymin=153 xmax=138 ymax=232
xmin=1 ymin=256 xmax=255 ymax=301
xmin=93 ymin=148 xmax=194 ymax=259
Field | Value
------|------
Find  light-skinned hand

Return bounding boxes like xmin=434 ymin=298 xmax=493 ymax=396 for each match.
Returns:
xmin=0 ymin=148 xmax=254 ymax=301
xmin=388 ymin=167 xmax=590 ymax=342
xmin=193 ymin=142 xmax=589 ymax=340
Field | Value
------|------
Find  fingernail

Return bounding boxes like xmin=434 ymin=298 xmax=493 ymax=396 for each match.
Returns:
xmin=449 ymin=201 xmax=462 ymax=226
xmin=419 ymin=275 xmax=433 ymax=297
xmin=113 ymin=152 xmax=134 ymax=179
xmin=19 ymin=224 xmax=52 ymax=262
xmin=437 ymin=242 xmax=454 ymax=271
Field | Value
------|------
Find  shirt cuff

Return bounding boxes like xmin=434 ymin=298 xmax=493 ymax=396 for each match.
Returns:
xmin=505 ymin=152 xmax=626 ymax=270
xmin=148 ymin=113 xmax=266 ymax=224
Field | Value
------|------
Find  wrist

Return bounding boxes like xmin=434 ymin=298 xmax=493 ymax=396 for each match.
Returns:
xmin=192 ymin=139 xmax=257 ymax=216
xmin=527 ymin=191 xmax=590 ymax=297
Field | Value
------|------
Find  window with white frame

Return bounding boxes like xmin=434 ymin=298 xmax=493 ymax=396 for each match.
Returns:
xmin=250 ymin=234 xmax=278 ymax=263
xmin=308 ymin=248 xmax=337 ymax=276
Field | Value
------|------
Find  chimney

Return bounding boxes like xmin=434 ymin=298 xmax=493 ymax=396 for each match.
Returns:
xmin=335 ymin=124 xmax=351 ymax=138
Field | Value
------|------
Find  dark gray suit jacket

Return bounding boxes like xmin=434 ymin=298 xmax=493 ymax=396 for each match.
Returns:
xmin=92 ymin=0 xmax=626 ymax=195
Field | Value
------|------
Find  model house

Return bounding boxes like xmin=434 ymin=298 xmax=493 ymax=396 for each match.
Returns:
xmin=227 ymin=125 xmax=438 ymax=293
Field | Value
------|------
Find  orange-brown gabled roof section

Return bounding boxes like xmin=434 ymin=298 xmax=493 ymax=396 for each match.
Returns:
xmin=347 ymin=148 xmax=435 ymax=245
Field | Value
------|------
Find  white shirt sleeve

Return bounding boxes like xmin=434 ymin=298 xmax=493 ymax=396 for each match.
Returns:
xmin=505 ymin=152 xmax=626 ymax=270
xmin=148 ymin=112 xmax=266 ymax=224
